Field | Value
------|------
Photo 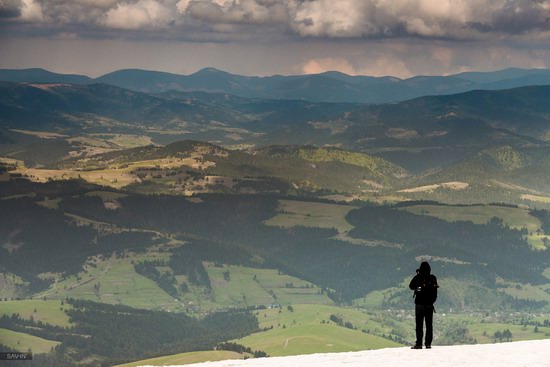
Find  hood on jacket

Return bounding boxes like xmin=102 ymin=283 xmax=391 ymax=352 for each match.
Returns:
xmin=418 ymin=261 xmax=431 ymax=275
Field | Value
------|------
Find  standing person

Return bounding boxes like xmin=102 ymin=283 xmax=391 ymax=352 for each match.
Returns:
xmin=409 ymin=261 xmax=438 ymax=349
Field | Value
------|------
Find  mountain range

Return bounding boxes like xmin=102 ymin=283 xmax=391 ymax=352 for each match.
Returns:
xmin=1 ymin=79 xmax=549 ymax=166
xmin=2 ymin=67 xmax=550 ymax=103
xmin=1 ymin=78 xmax=549 ymax=201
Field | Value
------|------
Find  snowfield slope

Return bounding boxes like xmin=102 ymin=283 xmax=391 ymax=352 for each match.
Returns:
xmin=143 ymin=340 xmax=550 ymax=367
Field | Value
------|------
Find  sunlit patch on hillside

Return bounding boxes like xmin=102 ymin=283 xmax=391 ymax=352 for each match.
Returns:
xmin=10 ymin=129 xmax=68 ymax=139
xmin=398 ymin=182 xmax=469 ymax=193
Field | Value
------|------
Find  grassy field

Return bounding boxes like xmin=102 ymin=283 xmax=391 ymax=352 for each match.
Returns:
xmin=495 ymin=279 xmax=550 ymax=303
xmin=68 ymin=134 xmax=154 ymax=156
xmin=441 ymin=316 xmax=550 ymax=344
xmin=401 ymin=204 xmax=547 ymax=250
xmin=99 ymin=134 xmax=154 ymax=149
xmin=38 ymin=252 xmax=182 ymax=311
xmin=18 ymin=152 xmax=219 ymax=193
xmin=353 ymin=284 xmax=406 ymax=310
xmin=32 ymin=251 xmax=333 ymax=313
xmin=204 ymin=264 xmax=332 ymax=309
xmin=235 ymin=304 xmax=403 ymax=357
xmin=113 ymin=351 xmax=245 ymax=367
xmin=522 ymin=194 xmax=550 ymax=204
xmin=264 ymin=200 xmax=356 ymax=233
xmin=527 ymin=234 xmax=549 ymax=251
xmin=0 ymin=328 xmax=60 ymax=354
xmin=14 ymin=156 xmax=207 ymax=189
xmin=0 ymin=300 xmax=72 ymax=327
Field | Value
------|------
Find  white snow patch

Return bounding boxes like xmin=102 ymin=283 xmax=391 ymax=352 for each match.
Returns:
xmin=142 ymin=340 xmax=550 ymax=367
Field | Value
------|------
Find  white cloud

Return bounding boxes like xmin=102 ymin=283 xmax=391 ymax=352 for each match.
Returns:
xmin=301 ymin=57 xmax=357 ymax=75
xmin=288 ymin=0 xmax=378 ymax=37
xmin=20 ymin=0 xmax=43 ymax=21
xmin=300 ymin=56 xmax=412 ymax=78
xmin=104 ymin=0 xmax=176 ymax=30
xmin=357 ymin=56 xmax=412 ymax=78
xmin=176 ymin=0 xmax=191 ymax=13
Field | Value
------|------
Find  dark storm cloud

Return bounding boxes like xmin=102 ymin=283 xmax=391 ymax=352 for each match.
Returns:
xmin=185 ymin=0 xmax=287 ymax=24
xmin=469 ymin=0 xmax=550 ymax=34
xmin=0 ymin=0 xmax=22 ymax=18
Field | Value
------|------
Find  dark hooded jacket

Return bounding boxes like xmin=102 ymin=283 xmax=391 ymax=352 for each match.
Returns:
xmin=409 ymin=262 xmax=438 ymax=306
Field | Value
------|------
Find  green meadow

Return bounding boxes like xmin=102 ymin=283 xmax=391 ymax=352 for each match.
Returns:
xmin=205 ymin=264 xmax=332 ymax=309
xmin=39 ymin=252 xmax=181 ymax=311
xmin=33 ymin=250 xmax=333 ymax=313
xmin=236 ymin=304 xmax=403 ymax=357
xmin=522 ymin=194 xmax=550 ymax=204
xmin=439 ymin=316 xmax=550 ymax=344
xmin=0 ymin=328 xmax=60 ymax=354
xmin=496 ymin=280 xmax=550 ymax=303
xmin=0 ymin=300 xmax=72 ymax=327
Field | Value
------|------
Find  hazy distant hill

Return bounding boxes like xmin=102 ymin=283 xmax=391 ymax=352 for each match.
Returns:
xmin=1 ymin=81 xmax=549 ymax=174
xmin=2 ymin=67 xmax=550 ymax=103
xmin=0 ymin=81 xmax=355 ymax=131
xmin=0 ymin=68 xmax=92 ymax=84
xmin=364 ymin=85 xmax=550 ymax=137
xmin=347 ymin=85 xmax=550 ymax=147
xmin=412 ymin=145 xmax=550 ymax=195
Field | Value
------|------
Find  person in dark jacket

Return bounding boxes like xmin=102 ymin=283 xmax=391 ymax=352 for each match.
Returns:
xmin=409 ymin=261 xmax=438 ymax=349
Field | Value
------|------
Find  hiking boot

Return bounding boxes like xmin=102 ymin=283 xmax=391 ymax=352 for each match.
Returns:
xmin=411 ymin=345 xmax=422 ymax=349
xmin=425 ymin=345 xmax=431 ymax=349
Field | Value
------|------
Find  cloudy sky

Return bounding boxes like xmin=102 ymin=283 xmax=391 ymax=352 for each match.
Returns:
xmin=1 ymin=0 xmax=550 ymax=78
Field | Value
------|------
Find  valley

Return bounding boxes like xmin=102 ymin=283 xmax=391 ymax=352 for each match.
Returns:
xmin=1 ymin=68 xmax=550 ymax=367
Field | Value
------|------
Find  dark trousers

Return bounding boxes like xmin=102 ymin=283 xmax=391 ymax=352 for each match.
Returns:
xmin=415 ymin=304 xmax=433 ymax=346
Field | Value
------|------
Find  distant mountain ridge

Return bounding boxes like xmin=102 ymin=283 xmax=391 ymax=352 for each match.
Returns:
xmin=0 ymin=68 xmax=93 ymax=85
xmin=2 ymin=67 xmax=550 ymax=103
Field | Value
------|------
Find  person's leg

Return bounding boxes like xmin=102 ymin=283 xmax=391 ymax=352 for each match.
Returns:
xmin=415 ymin=304 xmax=424 ymax=347
xmin=425 ymin=306 xmax=434 ymax=347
